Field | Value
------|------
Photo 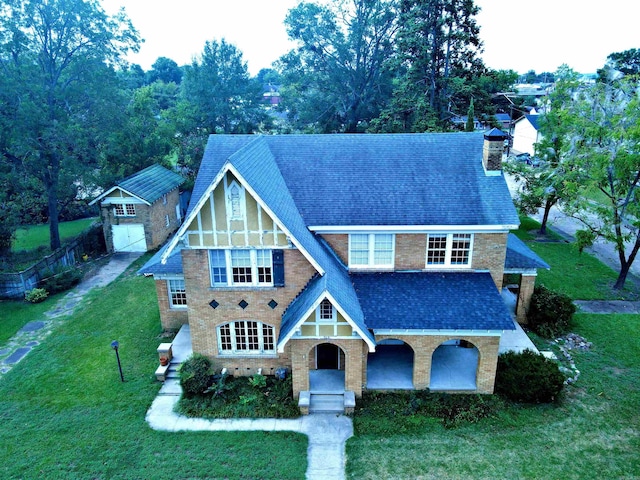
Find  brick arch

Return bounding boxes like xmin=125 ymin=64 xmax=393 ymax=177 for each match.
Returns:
xmin=430 ymin=338 xmax=480 ymax=392
xmin=291 ymin=338 xmax=367 ymax=399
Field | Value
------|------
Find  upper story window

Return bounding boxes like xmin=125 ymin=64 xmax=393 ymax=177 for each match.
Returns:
xmin=218 ymin=321 xmax=275 ymax=355
xmin=114 ymin=203 xmax=136 ymax=216
xmin=167 ymin=279 xmax=187 ymax=308
xmin=316 ymin=299 xmax=336 ymax=322
xmin=209 ymin=249 xmax=284 ymax=288
xmin=426 ymin=233 xmax=473 ymax=268
xmin=348 ymin=234 xmax=394 ymax=269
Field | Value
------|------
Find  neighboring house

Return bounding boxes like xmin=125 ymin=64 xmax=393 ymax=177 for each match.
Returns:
xmin=91 ymin=164 xmax=185 ymax=253
xmin=494 ymin=113 xmax=512 ymax=131
xmin=511 ymin=114 xmax=541 ymax=155
xmin=140 ymin=131 xmax=548 ymax=410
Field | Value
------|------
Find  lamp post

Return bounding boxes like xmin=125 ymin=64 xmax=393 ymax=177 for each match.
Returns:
xmin=111 ymin=340 xmax=124 ymax=382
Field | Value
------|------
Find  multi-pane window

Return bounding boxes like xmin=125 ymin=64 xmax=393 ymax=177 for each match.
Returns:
xmin=114 ymin=203 xmax=136 ymax=216
xmin=168 ymin=279 xmax=187 ymax=307
xmin=209 ymin=250 xmax=228 ymax=286
xmin=218 ymin=321 xmax=275 ymax=355
xmin=256 ymin=250 xmax=273 ymax=284
xmin=209 ymin=250 xmax=274 ymax=287
xmin=451 ymin=234 xmax=472 ymax=265
xmin=349 ymin=234 xmax=395 ymax=268
xmin=427 ymin=234 xmax=448 ymax=265
xmin=317 ymin=299 xmax=335 ymax=322
xmin=231 ymin=250 xmax=253 ymax=284
xmin=426 ymin=233 xmax=473 ymax=267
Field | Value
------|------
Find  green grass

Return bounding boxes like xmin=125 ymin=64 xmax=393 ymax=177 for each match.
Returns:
xmin=513 ymin=217 xmax=637 ymax=300
xmin=346 ymin=313 xmax=640 ymax=479
xmin=0 ymin=294 xmax=64 ymax=344
xmin=11 ymin=217 xmax=97 ymax=252
xmin=0 ymin=255 xmax=307 ymax=479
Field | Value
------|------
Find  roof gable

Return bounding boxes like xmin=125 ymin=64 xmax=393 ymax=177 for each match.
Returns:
xmin=91 ymin=164 xmax=184 ymax=205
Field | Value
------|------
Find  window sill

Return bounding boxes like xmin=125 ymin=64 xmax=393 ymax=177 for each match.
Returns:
xmin=210 ymin=286 xmax=277 ymax=291
xmin=169 ymin=305 xmax=188 ymax=310
xmin=217 ymin=353 xmax=278 ymax=358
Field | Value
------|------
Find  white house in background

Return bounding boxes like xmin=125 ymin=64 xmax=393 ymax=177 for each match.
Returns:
xmin=511 ymin=114 xmax=541 ymax=155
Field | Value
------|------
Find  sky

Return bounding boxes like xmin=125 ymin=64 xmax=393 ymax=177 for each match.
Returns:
xmin=101 ymin=0 xmax=639 ymax=76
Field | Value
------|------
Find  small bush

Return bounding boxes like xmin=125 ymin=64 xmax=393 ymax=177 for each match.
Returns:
xmin=25 ymin=287 xmax=49 ymax=303
xmin=495 ymin=349 xmax=565 ymax=403
xmin=179 ymin=353 xmax=213 ymax=397
xmin=528 ymin=285 xmax=576 ymax=338
xmin=248 ymin=373 xmax=267 ymax=389
xmin=40 ymin=266 xmax=83 ymax=295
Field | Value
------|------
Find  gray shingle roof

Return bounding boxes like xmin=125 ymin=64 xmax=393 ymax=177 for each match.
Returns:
xmin=351 ymin=272 xmax=515 ymax=331
xmin=191 ymin=133 xmax=519 ymax=227
xmin=138 ymin=241 xmax=183 ymax=276
xmin=505 ymin=234 xmax=550 ymax=270
xmin=118 ymin=164 xmax=184 ymax=204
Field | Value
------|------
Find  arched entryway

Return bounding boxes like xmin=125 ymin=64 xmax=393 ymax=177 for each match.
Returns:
xmin=366 ymin=339 xmax=414 ymax=389
xmin=430 ymin=339 xmax=479 ymax=391
xmin=309 ymin=343 xmax=345 ymax=393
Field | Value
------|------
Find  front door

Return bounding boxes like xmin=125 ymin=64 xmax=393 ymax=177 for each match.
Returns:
xmin=316 ymin=344 xmax=339 ymax=369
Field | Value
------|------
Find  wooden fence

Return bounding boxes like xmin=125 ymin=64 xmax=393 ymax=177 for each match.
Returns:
xmin=0 ymin=222 xmax=105 ymax=300
xmin=0 ymin=240 xmax=84 ymax=299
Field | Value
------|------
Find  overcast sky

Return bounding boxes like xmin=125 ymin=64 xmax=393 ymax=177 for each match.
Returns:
xmin=101 ymin=0 xmax=639 ymax=76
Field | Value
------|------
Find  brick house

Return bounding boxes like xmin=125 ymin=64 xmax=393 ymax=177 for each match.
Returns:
xmin=91 ymin=164 xmax=184 ymax=253
xmin=140 ymin=132 xmax=548 ymax=411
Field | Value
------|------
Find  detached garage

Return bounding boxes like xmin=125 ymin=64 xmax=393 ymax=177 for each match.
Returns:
xmin=90 ymin=164 xmax=185 ymax=253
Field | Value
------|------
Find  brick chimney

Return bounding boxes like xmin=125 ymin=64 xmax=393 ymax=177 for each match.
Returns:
xmin=482 ymin=128 xmax=506 ymax=173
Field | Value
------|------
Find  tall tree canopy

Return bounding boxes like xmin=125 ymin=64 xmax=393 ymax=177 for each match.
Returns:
xmin=180 ymin=39 xmax=267 ymax=135
xmin=278 ymin=0 xmax=397 ymax=133
xmin=505 ymin=66 xmax=581 ymax=234
xmin=373 ymin=0 xmax=485 ymax=132
xmin=563 ymin=76 xmax=640 ymax=290
xmin=0 ymin=0 xmax=139 ymax=250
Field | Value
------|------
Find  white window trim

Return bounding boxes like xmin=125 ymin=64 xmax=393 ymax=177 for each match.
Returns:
xmin=425 ymin=233 xmax=474 ymax=268
xmin=114 ymin=203 xmax=137 ymax=217
xmin=165 ymin=214 xmax=170 ymax=228
xmin=316 ymin=299 xmax=336 ymax=322
xmin=167 ymin=278 xmax=187 ymax=309
xmin=209 ymin=249 xmax=274 ymax=287
xmin=348 ymin=233 xmax=395 ymax=269
xmin=217 ymin=321 xmax=276 ymax=356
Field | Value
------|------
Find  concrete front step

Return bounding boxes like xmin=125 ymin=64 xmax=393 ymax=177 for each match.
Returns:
xmin=309 ymin=394 xmax=345 ymax=413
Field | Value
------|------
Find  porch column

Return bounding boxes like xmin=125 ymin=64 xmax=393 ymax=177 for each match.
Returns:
xmin=291 ymin=345 xmax=310 ymax=400
xmin=413 ymin=349 xmax=430 ymax=390
xmin=345 ymin=341 xmax=364 ymax=397
xmin=476 ymin=337 xmax=501 ymax=394
xmin=516 ymin=274 xmax=537 ymax=324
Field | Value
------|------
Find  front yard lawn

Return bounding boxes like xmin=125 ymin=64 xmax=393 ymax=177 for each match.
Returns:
xmin=346 ymin=313 xmax=640 ymax=479
xmin=0 ymin=255 xmax=307 ymax=479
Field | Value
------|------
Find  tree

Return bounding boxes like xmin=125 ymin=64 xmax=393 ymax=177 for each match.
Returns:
xmin=278 ymin=0 xmax=397 ymax=133
xmin=146 ymin=56 xmax=183 ymax=85
xmin=563 ymin=76 xmax=640 ymax=290
xmin=0 ymin=0 xmax=139 ymax=250
xmin=373 ymin=0 xmax=485 ymax=132
xmin=465 ymin=97 xmax=475 ymax=131
xmin=505 ymin=66 xmax=580 ymax=234
xmin=598 ymin=48 xmax=640 ymax=80
xmin=180 ymin=39 xmax=267 ymax=134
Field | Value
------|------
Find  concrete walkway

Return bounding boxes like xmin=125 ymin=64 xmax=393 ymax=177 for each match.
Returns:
xmin=0 ymin=252 xmax=142 ymax=376
xmin=146 ymin=324 xmax=353 ymax=480
xmin=146 ymin=382 xmax=353 ymax=480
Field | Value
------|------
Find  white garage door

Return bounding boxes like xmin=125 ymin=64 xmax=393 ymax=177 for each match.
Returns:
xmin=111 ymin=224 xmax=146 ymax=252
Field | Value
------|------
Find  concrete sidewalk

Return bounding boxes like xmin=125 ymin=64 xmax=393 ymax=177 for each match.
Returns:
xmin=146 ymin=383 xmax=353 ymax=480
xmin=0 ymin=252 xmax=142 ymax=376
